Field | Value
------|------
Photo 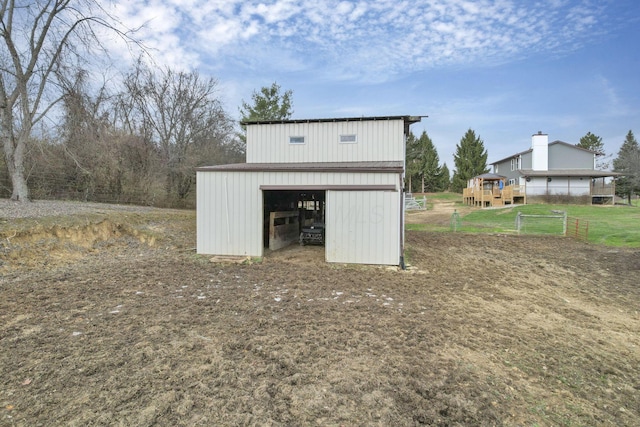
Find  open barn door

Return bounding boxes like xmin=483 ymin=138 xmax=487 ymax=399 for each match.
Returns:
xmin=262 ymin=190 xmax=325 ymax=250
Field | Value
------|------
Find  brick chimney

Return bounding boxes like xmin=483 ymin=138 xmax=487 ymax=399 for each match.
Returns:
xmin=531 ymin=131 xmax=548 ymax=171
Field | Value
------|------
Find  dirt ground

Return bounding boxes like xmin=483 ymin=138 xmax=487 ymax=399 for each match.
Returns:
xmin=1 ymin=200 xmax=639 ymax=426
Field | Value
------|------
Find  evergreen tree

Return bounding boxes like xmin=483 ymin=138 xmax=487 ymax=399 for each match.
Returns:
xmin=577 ymin=131 xmax=609 ymax=169
xmin=440 ymin=162 xmax=451 ymax=191
xmin=613 ymin=130 xmax=640 ymax=204
xmin=405 ymin=130 xmax=442 ymax=193
xmin=405 ymin=131 xmax=419 ymax=192
xmin=239 ymin=82 xmax=293 ymax=142
xmin=451 ymin=129 xmax=489 ymax=193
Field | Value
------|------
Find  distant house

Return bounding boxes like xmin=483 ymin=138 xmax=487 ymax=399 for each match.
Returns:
xmin=464 ymin=132 xmax=619 ymax=207
xmin=196 ymin=116 xmax=422 ymax=266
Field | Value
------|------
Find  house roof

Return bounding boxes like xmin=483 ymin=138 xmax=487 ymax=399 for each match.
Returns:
xmin=197 ymin=161 xmax=404 ymax=173
xmin=490 ymin=140 xmax=599 ymax=165
xmin=241 ymin=115 xmax=425 ymax=126
xmin=518 ymin=169 xmax=622 ymax=178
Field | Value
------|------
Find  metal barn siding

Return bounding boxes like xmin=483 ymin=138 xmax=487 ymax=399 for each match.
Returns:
xmin=325 ymin=190 xmax=401 ymax=265
xmin=246 ymin=119 xmax=405 ymax=164
xmin=197 ymin=170 xmax=402 ymax=263
xmin=196 ymin=171 xmax=263 ymax=257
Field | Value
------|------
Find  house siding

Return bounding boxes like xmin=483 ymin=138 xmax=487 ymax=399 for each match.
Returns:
xmin=246 ymin=119 xmax=405 ymax=164
xmin=494 ymin=159 xmax=516 ymax=182
xmin=548 ymin=144 xmax=593 ymax=169
xmin=525 ymin=177 xmax=591 ymax=196
xmin=525 ymin=177 xmax=549 ymax=196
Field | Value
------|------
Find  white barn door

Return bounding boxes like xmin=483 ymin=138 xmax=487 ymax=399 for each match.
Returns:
xmin=325 ymin=190 xmax=401 ymax=265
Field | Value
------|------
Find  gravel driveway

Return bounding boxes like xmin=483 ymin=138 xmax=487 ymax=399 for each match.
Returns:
xmin=0 ymin=199 xmax=170 ymax=220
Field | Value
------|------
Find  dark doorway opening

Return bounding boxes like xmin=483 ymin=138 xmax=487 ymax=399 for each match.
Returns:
xmin=262 ymin=190 xmax=325 ymax=250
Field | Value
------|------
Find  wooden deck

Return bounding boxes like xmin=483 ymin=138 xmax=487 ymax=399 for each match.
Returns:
xmin=464 ymin=181 xmax=617 ymax=207
xmin=463 ymin=185 xmax=526 ymax=207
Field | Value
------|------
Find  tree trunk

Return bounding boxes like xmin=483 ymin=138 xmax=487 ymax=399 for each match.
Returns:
xmin=9 ymin=167 xmax=29 ymax=201
xmin=3 ymin=137 xmax=30 ymax=201
xmin=1 ymin=110 xmax=31 ymax=201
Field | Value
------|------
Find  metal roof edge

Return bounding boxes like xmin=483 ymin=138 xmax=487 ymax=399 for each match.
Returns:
xmin=196 ymin=161 xmax=404 ymax=173
xmin=241 ymin=115 xmax=426 ymax=126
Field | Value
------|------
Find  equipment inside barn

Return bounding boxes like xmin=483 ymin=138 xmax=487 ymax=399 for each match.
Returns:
xmin=300 ymin=221 xmax=325 ymax=246
xmin=263 ymin=190 xmax=326 ymax=249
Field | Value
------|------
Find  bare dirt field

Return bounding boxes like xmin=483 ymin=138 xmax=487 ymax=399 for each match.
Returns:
xmin=1 ymin=199 xmax=639 ymax=426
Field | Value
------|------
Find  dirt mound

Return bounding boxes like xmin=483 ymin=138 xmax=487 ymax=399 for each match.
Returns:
xmin=0 ymin=220 xmax=152 ymax=272
xmin=0 ymin=206 xmax=194 ymax=273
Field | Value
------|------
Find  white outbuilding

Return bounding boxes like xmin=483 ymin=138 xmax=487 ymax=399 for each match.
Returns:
xmin=196 ymin=115 xmax=422 ymax=265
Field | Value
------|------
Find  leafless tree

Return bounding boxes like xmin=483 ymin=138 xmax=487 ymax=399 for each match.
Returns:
xmin=119 ymin=62 xmax=241 ymax=203
xmin=56 ymin=73 xmax=164 ymax=204
xmin=0 ymin=0 xmax=137 ymax=201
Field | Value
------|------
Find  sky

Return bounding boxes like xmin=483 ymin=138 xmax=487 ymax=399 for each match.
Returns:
xmin=107 ymin=0 xmax=640 ymax=170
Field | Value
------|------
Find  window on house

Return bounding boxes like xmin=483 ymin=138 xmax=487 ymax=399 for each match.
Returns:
xmin=509 ymin=178 xmax=515 ymax=186
xmin=339 ymin=134 xmax=357 ymax=144
xmin=511 ymin=158 xmax=515 ymax=171
xmin=495 ymin=164 xmax=499 ymax=173
xmin=289 ymin=136 xmax=305 ymax=144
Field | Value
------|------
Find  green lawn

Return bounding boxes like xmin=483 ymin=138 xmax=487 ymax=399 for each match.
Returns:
xmin=407 ymin=195 xmax=640 ymax=248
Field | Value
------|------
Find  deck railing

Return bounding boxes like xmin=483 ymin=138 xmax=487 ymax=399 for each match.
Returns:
xmin=465 ymin=181 xmax=615 ymax=206
xmin=591 ymin=182 xmax=615 ymax=196
xmin=463 ymin=184 xmax=526 ymax=207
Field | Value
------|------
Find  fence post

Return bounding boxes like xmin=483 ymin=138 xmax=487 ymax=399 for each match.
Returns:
xmin=563 ymin=211 xmax=567 ymax=236
xmin=450 ymin=209 xmax=460 ymax=232
xmin=585 ymin=220 xmax=589 ymax=241
xmin=516 ymin=212 xmax=521 ymax=235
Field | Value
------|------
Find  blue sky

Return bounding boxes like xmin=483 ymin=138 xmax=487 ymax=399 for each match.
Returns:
xmin=110 ymin=0 xmax=640 ymax=170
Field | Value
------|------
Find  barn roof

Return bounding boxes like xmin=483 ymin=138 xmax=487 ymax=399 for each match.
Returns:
xmin=241 ymin=115 xmax=425 ymax=126
xmin=196 ymin=161 xmax=404 ymax=173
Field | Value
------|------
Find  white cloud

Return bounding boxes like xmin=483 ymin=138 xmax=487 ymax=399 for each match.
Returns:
xmin=106 ymin=0 xmax=610 ymax=82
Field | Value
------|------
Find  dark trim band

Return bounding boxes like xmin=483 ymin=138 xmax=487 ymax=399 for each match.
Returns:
xmin=259 ymin=185 xmax=397 ymax=191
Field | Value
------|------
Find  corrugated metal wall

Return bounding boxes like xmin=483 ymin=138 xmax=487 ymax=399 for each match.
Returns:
xmin=197 ymin=171 xmax=264 ymax=256
xmin=197 ymin=171 xmax=401 ymax=264
xmin=325 ymin=190 xmax=401 ymax=265
xmin=246 ymin=119 xmax=405 ymax=163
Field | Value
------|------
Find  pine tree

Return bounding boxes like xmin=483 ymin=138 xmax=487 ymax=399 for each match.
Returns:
xmin=577 ymin=131 xmax=609 ymax=169
xmin=405 ymin=131 xmax=442 ymax=193
xmin=439 ymin=162 xmax=451 ymax=191
xmin=239 ymin=82 xmax=293 ymax=142
xmin=405 ymin=131 xmax=419 ymax=192
xmin=613 ymin=130 xmax=640 ymax=204
xmin=451 ymin=129 xmax=489 ymax=193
